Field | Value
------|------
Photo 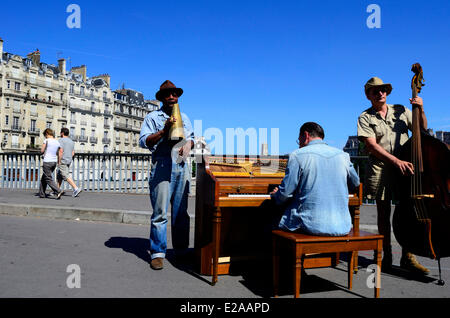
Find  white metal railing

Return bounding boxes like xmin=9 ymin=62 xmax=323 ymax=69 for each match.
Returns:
xmin=0 ymin=153 xmax=196 ymax=194
xmin=0 ymin=153 xmax=371 ymax=202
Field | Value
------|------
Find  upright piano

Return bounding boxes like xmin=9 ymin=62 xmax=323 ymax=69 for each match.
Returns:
xmin=194 ymin=155 xmax=363 ymax=285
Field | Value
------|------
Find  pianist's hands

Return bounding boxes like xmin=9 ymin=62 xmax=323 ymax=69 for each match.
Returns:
xmin=270 ymin=187 xmax=279 ymax=196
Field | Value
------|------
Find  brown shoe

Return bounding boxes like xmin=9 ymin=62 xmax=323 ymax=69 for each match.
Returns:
xmin=400 ymin=252 xmax=430 ymax=275
xmin=150 ymin=257 xmax=164 ymax=270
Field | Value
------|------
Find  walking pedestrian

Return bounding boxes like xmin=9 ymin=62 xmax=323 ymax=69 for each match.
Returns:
xmin=39 ymin=128 xmax=64 ymax=199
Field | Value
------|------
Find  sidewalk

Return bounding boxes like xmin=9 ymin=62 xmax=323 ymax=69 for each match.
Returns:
xmin=0 ymin=188 xmax=379 ymax=228
xmin=0 ymin=188 xmax=449 ymax=298
xmin=0 ymin=188 xmax=155 ymax=225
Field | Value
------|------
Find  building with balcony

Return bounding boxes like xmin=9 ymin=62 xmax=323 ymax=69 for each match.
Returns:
xmin=1 ymin=38 xmax=160 ymax=154
xmin=0 ymin=38 xmax=68 ymax=152
xmin=66 ymin=65 xmax=114 ymax=153
xmin=113 ymin=88 xmax=159 ymax=154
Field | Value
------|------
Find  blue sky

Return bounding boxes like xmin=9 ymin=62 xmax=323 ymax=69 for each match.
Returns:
xmin=1 ymin=0 xmax=449 ymax=155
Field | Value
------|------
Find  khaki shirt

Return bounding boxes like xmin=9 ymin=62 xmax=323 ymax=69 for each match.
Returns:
xmin=357 ymin=104 xmax=412 ymax=156
xmin=357 ymin=104 xmax=412 ymax=200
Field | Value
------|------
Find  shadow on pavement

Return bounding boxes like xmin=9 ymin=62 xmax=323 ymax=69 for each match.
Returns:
xmin=104 ymin=237 xmax=151 ymax=264
xmin=340 ymin=253 xmax=438 ymax=284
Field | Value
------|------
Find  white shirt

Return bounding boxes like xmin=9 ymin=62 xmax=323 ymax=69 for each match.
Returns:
xmin=43 ymin=138 xmax=60 ymax=163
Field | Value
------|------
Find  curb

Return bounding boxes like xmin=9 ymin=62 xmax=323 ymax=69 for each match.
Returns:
xmin=0 ymin=203 xmax=152 ymax=225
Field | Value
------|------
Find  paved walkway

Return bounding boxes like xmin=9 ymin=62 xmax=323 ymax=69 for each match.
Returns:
xmin=0 ymin=188 xmax=449 ymax=299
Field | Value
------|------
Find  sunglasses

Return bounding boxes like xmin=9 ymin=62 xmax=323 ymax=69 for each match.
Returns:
xmin=162 ymin=90 xmax=178 ymax=98
xmin=369 ymin=87 xmax=388 ymax=94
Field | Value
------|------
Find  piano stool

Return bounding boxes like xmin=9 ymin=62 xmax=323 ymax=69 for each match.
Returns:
xmin=272 ymin=230 xmax=383 ymax=298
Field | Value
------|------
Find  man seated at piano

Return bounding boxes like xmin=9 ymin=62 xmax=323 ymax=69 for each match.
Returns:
xmin=270 ymin=122 xmax=360 ymax=236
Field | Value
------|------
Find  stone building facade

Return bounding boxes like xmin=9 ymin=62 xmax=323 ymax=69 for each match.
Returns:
xmin=0 ymin=38 xmax=160 ymax=154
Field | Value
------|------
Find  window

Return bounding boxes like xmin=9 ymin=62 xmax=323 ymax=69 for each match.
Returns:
xmin=6 ymin=98 xmax=10 ymax=107
xmin=30 ymin=119 xmax=36 ymax=131
xmin=13 ymin=116 xmax=19 ymax=129
xmin=70 ymin=84 xmax=74 ymax=94
xmin=60 ymin=93 xmax=64 ymax=100
xmin=29 ymin=72 xmax=36 ymax=84
xmin=7 ymin=80 xmax=10 ymax=89
xmin=91 ymin=129 xmax=95 ymax=137
xmin=5 ymin=115 xmax=9 ymax=126
xmin=46 ymin=106 xmax=53 ymax=117
xmin=11 ymin=135 xmax=19 ymax=147
xmin=80 ymin=128 xmax=85 ymax=137
xmin=80 ymin=86 xmax=85 ymax=96
xmin=46 ymin=122 xmax=52 ymax=129
xmin=70 ymin=127 xmax=75 ymax=137
xmin=30 ymin=103 xmax=37 ymax=115
xmin=14 ymin=82 xmax=21 ymax=91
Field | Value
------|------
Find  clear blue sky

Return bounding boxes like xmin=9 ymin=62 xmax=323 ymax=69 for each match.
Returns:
xmin=1 ymin=0 xmax=449 ymax=155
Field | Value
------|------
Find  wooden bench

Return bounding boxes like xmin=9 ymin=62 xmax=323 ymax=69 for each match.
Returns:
xmin=272 ymin=230 xmax=383 ymax=298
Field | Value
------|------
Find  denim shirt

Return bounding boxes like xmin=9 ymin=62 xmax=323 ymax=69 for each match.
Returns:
xmin=139 ymin=107 xmax=195 ymax=159
xmin=272 ymin=140 xmax=360 ymax=236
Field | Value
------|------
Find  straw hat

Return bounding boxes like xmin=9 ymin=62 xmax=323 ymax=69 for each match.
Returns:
xmin=364 ymin=77 xmax=392 ymax=95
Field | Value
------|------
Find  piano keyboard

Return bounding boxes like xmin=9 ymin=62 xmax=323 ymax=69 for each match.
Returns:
xmin=227 ymin=194 xmax=355 ymax=198
xmin=228 ymin=194 xmax=271 ymax=198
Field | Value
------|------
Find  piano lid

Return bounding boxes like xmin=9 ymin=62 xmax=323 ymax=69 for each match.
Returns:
xmin=206 ymin=156 xmax=287 ymax=178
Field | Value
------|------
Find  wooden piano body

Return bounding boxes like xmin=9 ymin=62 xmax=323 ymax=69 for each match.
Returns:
xmin=194 ymin=155 xmax=363 ymax=282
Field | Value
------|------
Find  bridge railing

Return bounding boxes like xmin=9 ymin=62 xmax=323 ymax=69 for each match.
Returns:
xmin=0 ymin=153 xmax=370 ymax=201
xmin=0 ymin=153 xmax=157 ymax=194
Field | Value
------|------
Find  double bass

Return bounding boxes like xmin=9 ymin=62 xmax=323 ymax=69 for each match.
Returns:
xmin=393 ymin=63 xmax=450 ymax=285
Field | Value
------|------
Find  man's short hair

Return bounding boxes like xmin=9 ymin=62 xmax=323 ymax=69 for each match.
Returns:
xmin=43 ymin=128 xmax=54 ymax=137
xmin=60 ymin=127 xmax=70 ymax=136
xmin=300 ymin=122 xmax=325 ymax=139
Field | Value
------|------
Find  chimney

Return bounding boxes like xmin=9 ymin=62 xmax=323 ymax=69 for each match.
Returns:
xmin=71 ymin=65 xmax=87 ymax=82
xmin=58 ymin=58 xmax=66 ymax=75
xmin=93 ymin=74 xmax=111 ymax=87
xmin=27 ymin=49 xmax=41 ymax=66
xmin=0 ymin=38 xmax=3 ymax=58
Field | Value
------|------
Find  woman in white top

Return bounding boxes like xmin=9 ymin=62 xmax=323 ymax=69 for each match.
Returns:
xmin=39 ymin=128 xmax=64 ymax=199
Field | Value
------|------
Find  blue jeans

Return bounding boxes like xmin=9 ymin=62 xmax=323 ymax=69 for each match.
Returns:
xmin=148 ymin=157 xmax=190 ymax=260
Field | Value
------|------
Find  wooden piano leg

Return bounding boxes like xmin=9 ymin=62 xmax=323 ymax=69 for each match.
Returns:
xmin=294 ymin=244 xmax=303 ymax=298
xmin=374 ymin=239 xmax=382 ymax=298
xmin=348 ymin=251 xmax=355 ymax=290
xmin=211 ymin=207 xmax=222 ymax=286
xmin=352 ymin=206 xmax=360 ymax=273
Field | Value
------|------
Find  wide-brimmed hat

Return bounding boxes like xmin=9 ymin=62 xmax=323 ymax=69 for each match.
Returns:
xmin=155 ymin=80 xmax=183 ymax=101
xmin=364 ymin=77 xmax=392 ymax=96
